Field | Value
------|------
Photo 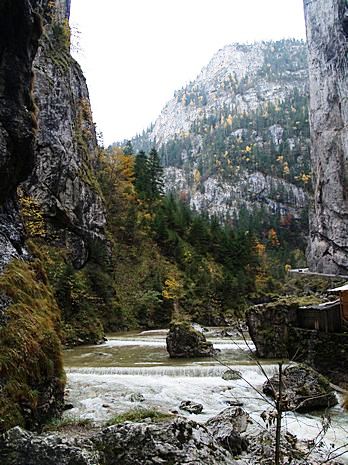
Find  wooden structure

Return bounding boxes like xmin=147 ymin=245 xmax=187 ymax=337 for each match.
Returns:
xmin=298 ymin=300 xmax=342 ymax=333
xmin=328 ymin=284 xmax=348 ymax=324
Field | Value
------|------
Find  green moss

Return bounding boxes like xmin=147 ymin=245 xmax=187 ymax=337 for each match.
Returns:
xmin=0 ymin=258 xmax=65 ymax=432
xmin=105 ymin=408 xmax=172 ymax=426
xmin=42 ymin=416 xmax=92 ymax=432
xmin=31 ymin=242 xmax=109 ymax=346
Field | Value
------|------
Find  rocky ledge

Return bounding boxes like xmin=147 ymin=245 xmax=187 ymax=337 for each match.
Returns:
xmin=166 ymin=321 xmax=217 ymax=358
xmin=0 ymin=416 xmax=238 ymax=465
xmin=263 ymin=364 xmax=338 ymax=412
xmin=0 ymin=406 xmax=343 ymax=465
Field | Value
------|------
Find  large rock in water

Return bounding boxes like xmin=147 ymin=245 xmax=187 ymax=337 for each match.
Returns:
xmin=304 ymin=0 xmax=348 ymax=274
xmin=0 ymin=419 xmax=237 ymax=465
xmin=166 ymin=321 xmax=216 ymax=358
xmin=246 ymin=300 xmax=298 ymax=358
xmin=263 ymin=364 xmax=338 ymax=412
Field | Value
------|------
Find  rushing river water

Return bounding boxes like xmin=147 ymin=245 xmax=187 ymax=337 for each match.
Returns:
xmin=64 ymin=329 xmax=348 ymax=462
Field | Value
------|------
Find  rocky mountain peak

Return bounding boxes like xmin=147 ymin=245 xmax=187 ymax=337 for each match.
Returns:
xmin=131 ymin=39 xmax=310 ymax=233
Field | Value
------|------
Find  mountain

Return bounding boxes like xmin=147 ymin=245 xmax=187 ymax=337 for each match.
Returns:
xmin=130 ymin=40 xmax=310 ymax=228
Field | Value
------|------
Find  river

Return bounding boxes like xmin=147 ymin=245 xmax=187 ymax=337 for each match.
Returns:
xmin=64 ymin=329 xmax=348 ymax=462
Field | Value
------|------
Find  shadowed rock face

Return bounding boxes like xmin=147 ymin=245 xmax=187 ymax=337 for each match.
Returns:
xmin=0 ymin=0 xmax=44 ymax=272
xmin=304 ymin=0 xmax=348 ymax=274
xmin=0 ymin=0 xmax=106 ymax=271
xmin=0 ymin=0 xmax=41 ymax=203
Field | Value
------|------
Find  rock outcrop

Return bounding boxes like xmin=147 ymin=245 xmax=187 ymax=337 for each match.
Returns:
xmin=246 ymin=300 xmax=298 ymax=358
xmin=304 ymin=0 xmax=348 ymax=274
xmin=246 ymin=298 xmax=348 ymax=386
xmin=0 ymin=0 xmax=44 ymax=272
xmin=0 ymin=419 xmax=237 ymax=465
xmin=179 ymin=400 xmax=204 ymax=414
xmin=166 ymin=321 xmax=216 ymax=358
xmin=263 ymin=364 xmax=338 ymax=412
xmin=206 ymin=407 xmax=249 ymax=456
xmin=25 ymin=0 xmax=106 ymax=268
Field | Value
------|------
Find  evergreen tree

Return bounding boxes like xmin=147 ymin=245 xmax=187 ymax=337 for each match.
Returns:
xmin=148 ymin=148 xmax=164 ymax=201
xmin=123 ymin=140 xmax=134 ymax=155
xmin=134 ymin=151 xmax=150 ymax=199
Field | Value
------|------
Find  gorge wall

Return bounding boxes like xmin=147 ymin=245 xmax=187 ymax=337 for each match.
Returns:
xmin=0 ymin=0 xmax=107 ymax=431
xmin=305 ymin=0 xmax=348 ymax=274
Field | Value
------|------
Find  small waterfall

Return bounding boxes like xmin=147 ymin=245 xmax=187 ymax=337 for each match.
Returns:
xmin=66 ymin=364 xmax=274 ymax=379
xmin=67 ymin=365 xmax=228 ymax=377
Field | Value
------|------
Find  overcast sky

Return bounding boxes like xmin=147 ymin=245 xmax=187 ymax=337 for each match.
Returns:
xmin=70 ymin=0 xmax=306 ymax=146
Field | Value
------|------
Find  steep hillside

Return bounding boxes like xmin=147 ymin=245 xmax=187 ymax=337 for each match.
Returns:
xmin=132 ymin=40 xmax=310 ymax=227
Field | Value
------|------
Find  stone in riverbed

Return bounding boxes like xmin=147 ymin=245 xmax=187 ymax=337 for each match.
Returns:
xmin=222 ymin=369 xmax=242 ymax=381
xmin=166 ymin=321 xmax=217 ymax=358
xmin=263 ymin=364 xmax=338 ymax=413
xmin=206 ymin=407 xmax=249 ymax=456
xmin=179 ymin=400 xmax=203 ymax=414
xmin=129 ymin=393 xmax=145 ymax=403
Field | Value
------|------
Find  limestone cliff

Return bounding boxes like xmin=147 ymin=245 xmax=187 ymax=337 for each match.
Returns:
xmin=0 ymin=0 xmax=106 ymax=431
xmin=304 ymin=0 xmax=348 ymax=274
xmin=25 ymin=1 xmax=106 ymax=268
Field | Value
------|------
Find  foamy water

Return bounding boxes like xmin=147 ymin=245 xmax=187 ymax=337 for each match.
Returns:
xmin=64 ymin=330 xmax=348 ymax=462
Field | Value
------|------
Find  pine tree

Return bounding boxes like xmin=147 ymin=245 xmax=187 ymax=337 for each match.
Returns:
xmin=134 ymin=150 xmax=150 ymax=199
xmin=123 ymin=140 xmax=134 ymax=155
xmin=148 ymin=148 xmax=164 ymax=201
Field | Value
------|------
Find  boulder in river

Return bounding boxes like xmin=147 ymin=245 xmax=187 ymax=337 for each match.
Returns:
xmin=179 ymin=400 xmax=203 ymax=414
xmin=222 ymin=369 xmax=242 ymax=381
xmin=206 ymin=407 xmax=249 ymax=456
xmin=129 ymin=393 xmax=145 ymax=403
xmin=166 ymin=321 xmax=217 ymax=358
xmin=263 ymin=364 xmax=338 ymax=412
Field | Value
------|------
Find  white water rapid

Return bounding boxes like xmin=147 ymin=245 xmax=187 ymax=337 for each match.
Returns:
xmin=64 ymin=329 xmax=348 ymax=462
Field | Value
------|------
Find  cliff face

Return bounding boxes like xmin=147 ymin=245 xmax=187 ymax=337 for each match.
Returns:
xmin=0 ymin=0 xmax=106 ymax=272
xmin=0 ymin=0 xmax=43 ymax=272
xmin=304 ymin=0 xmax=348 ymax=274
xmin=0 ymin=0 xmax=106 ymax=431
xmin=26 ymin=3 xmax=106 ymax=268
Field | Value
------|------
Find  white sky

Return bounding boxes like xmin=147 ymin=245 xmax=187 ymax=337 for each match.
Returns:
xmin=70 ymin=0 xmax=306 ymax=146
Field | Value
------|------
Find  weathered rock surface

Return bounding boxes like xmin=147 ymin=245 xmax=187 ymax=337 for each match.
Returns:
xmin=246 ymin=299 xmax=348 ymax=386
xmin=304 ymin=0 xmax=348 ymax=274
xmin=0 ymin=0 xmax=106 ymax=432
xmin=222 ymin=369 xmax=242 ymax=381
xmin=206 ymin=407 xmax=249 ymax=456
xmin=24 ymin=1 xmax=106 ymax=268
xmin=288 ymin=327 xmax=348 ymax=388
xmin=0 ymin=0 xmax=45 ymax=272
xmin=263 ymin=364 xmax=338 ymax=412
xmin=166 ymin=321 xmax=216 ymax=358
xmin=246 ymin=300 xmax=298 ymax=358
xmin=179 ymin=400 xmax=204 ymax=414
xmin=0 ymin=419 xmax=237 ymax=465
xmin=0 ymin=426 xmax=100 ymax=465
